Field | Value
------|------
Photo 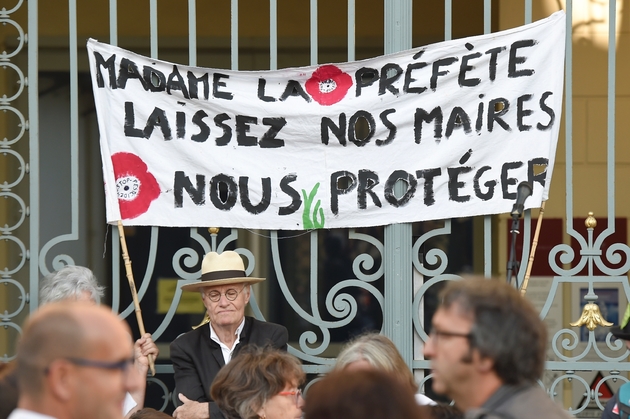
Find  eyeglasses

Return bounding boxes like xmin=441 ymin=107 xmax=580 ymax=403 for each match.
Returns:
xmin=203 ymin=285 xmax=247 ymax=302
xmin=429 ymin=328 xmax=472 ymax=342
xmin=278 ymin=389 xmax=303 ymax=406
xmin=46 ymin=356 xmax=134 ymax=375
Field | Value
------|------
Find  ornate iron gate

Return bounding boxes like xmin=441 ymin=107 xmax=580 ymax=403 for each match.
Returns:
xmin=2 ymin=0 xmax=630 ymax=416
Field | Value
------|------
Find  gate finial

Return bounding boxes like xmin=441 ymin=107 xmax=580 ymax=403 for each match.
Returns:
xmin=585 ymin=212 xmax=597 ymax=228
xmin=569 ymin=212 xmax=614 ymax=331
xmin=570 ymin=302 xmax=613 ymax=331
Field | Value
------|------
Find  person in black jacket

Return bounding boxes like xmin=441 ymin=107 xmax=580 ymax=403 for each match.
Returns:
xmin=171 ymin=251 xmax=288 ymax=419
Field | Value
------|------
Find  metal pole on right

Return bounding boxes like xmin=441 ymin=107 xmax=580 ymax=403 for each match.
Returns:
xmin=520 ymin=201 xmax=546 ymax=296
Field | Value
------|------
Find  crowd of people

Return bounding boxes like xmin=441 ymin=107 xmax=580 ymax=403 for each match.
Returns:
xmin=0 ymin=250 xmax=579 ymax=419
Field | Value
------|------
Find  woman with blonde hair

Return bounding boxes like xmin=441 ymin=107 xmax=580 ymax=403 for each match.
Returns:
xmin=335 ymin=332 xmax=435 ymax=405
xmin=210 ymin=346 xmax=304 ymax=419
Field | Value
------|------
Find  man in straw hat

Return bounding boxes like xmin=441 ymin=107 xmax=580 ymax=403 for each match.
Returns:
xmin=170 ymin=251 xmax=288 ymax=419
xmin=602 ymin=307 xmax=630 ymax=419
xmin=423 ymin=277 xmax=572 ymax=419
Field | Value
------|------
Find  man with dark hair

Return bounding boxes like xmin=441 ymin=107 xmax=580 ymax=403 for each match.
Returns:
xmin=8 ymin=302 xmax=141 ymax=419
xmin=423 ymin=278 xmax=572 ymax=419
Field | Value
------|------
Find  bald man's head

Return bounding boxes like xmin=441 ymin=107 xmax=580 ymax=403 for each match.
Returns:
xmin=16 ymin=302 xmax=132 ymax=397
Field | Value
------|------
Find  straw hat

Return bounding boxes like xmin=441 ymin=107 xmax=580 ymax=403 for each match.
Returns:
xmin=180 ymin=251 xmax=264 ymax=292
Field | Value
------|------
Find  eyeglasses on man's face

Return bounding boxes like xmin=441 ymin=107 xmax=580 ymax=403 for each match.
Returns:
xmin=429 ymin=328 xmax=473 ymax=342
xmin=46 ymin=356 xmax=134 ymax=375
xmin=203 ymin=285 xmax=247 ymax=302
xmin=278 ymin=389 xmax=303 ymax=406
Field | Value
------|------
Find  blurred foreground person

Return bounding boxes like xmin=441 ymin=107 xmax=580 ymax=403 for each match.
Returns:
xmin=424 ymin=278 xmax=572 ymax=419
xmin=9 ymin=302 xmax=140 ymax=419
xmin=335 ymin=332 xmax=435 ymax=405
xmin=427 ymin=404 xmax=464 ymax=419
xmin=304 ymin=368 xmax=429 ymax=419
xmin=40 ymin=265 xmax=159 ymax=417
xmin=210 ymin=346 xmax=304 ymax=419
xmin=0 ymin=363 xmax=19 ymax=419
xmin=129 ymin=408 xmax=173 ymax=419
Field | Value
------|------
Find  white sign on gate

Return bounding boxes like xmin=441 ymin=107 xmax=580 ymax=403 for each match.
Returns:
xmin=88 ymin=11 xmax=565 ymax=230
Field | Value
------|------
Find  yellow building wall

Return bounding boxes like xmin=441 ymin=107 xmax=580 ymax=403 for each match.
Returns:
xmin=493 ymin=0 xmax=630 ymax=277
xmin=496 ymin=4 xmax=630 ymax=406
xmin=5 ymin=0 xmax=629 ymax=274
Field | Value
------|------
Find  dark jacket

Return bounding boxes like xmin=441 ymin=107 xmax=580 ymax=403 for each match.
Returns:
xmin=465 ymin=384 xmax=573 ymax=419
xmin=0 ymin=366 xmax=18 ymax=419
xmin=170 ymin=316 xmax=288 ymax=419
xmin=602 ymin=390 xmax=626 ymax=419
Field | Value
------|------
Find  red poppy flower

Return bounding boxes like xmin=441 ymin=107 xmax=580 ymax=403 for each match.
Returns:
xmin=305 ymin=65 xmax=353 ymax=106
xmin=111 ymin=152 xmax=160 ymax=219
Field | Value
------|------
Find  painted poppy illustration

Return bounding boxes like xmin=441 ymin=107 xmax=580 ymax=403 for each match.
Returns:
xmin=305 ymin=65 xmax=353 ymax=106
xmin=111 ymin=152 xmax=160 ymax=219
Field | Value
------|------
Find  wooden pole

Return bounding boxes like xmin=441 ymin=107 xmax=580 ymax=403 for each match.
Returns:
xmin=117 ymin=221 xmax=156 ymax=376
xmin=520 ymin=201 xmax=546 ymax=297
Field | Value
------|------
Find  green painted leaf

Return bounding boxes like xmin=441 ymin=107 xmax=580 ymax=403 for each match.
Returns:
xmin=301 ymin=183 xmax=324 ymax=229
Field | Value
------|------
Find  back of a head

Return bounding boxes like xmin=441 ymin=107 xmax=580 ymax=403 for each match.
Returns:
xmin=304 ymin=369 xmax=427 ymax=419
xmin=39 ymin=265 xmax=105 ymax=305
xmin=129 ymin=408 xmax=173 ymax=419
xmin=335 ymin=332 xmax=418 ymax=392
xmin=439 ymin=278 xmax=547 ymax=385
xmin=211 ymin=346 xmax=305 ymax=419
xmin=427 ymin=404 xmax=464 ymax=419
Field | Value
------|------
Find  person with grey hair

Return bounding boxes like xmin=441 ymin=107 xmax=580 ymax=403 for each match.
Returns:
xmin=423 ymin=278 xmax=572 ymax=419
xmin=335 ymin=332 xmax=435 ymax=406
xmin=38 ymin=265 xmax=159 ymax=418
xmin=39 ymin=265 xmax=106 ymax=305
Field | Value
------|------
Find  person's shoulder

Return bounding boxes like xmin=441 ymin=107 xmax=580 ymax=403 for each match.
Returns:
xmin=248 ymin=316 xmax=287 ymax=332
xmin=246 ymin=317 xmax=288 ymax=346
xmin=506 ymin=385 xmax=572 ymax=419
xmin=7 ymin=409 xmax=55 ymax=419
xmin=170 ymin=324 xmax=206 ymax=348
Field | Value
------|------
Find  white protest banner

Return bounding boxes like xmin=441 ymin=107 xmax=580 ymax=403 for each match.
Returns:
xmin=88 ymin=11 xmax=565 ymax=230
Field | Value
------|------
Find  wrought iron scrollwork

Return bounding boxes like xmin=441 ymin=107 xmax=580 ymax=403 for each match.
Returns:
xmin=0 ymin=0 xmax=28 ymax=361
